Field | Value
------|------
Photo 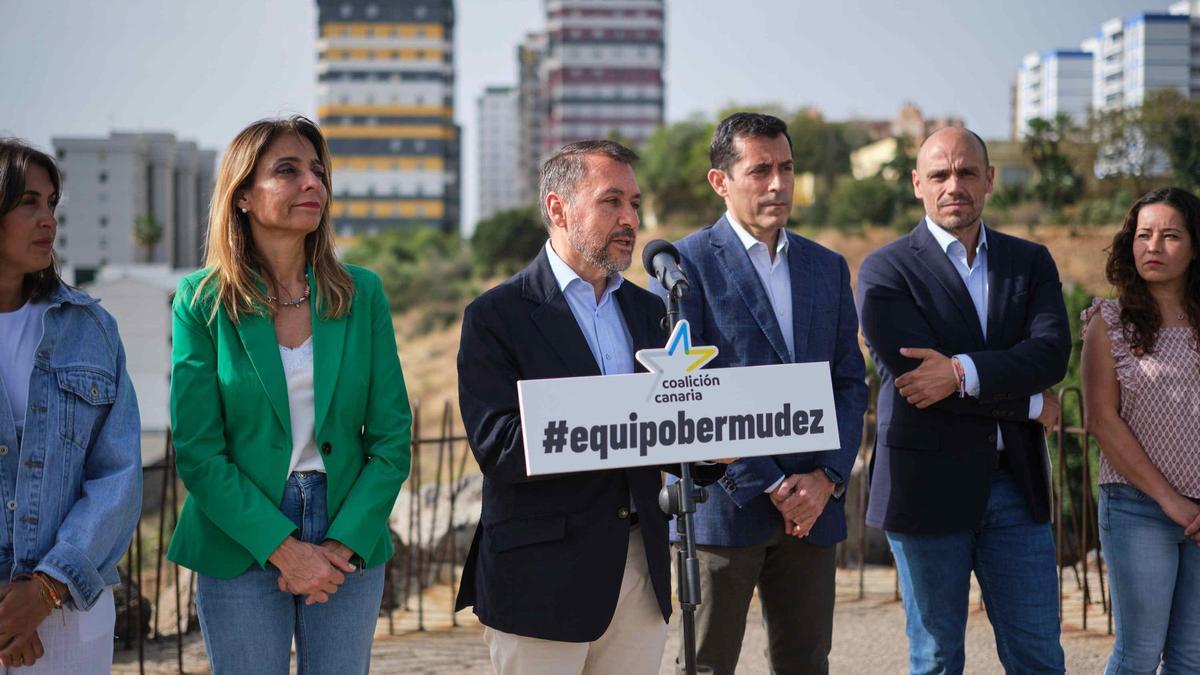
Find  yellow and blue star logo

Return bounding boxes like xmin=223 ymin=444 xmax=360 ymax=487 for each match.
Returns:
xmin=636 ymin=320 xmax=719 ymax=375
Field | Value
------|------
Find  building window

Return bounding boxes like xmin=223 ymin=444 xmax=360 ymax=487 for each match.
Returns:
xmin=99 ymin=236 xmax=108 ymax=249
xmin=98 ymin=171 xmax=108 ymax=183
xmin=365 ymin=3 xmax=378 ymax=18
xmin=100 ymin=216 xmax=108 ymax=227
xmin=415 ymin=5 xmax=427 ymax=18
xmin=56 ymin=149 xmax=66 ymax=160
xmin=58 ymin=214 xmax=66 ymax=226
xmin=339 ymin=3 xmax=352 ymax=18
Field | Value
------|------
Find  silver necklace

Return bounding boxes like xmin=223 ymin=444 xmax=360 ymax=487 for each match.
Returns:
xmin=267 ymin=274 xmax=310 ymax=309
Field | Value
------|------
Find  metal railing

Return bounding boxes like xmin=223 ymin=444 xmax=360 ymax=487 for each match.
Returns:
xmin=838 ymin=379 xmax=1112 ymax=631
xmin=113 ymin=401 xmax=476 ymax=673
xmin=114 ymin=380 xmax=1114 ymax=672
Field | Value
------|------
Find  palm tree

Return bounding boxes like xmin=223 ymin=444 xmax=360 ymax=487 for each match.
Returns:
xmin=133 ymin=213 xmax=163 ymax=263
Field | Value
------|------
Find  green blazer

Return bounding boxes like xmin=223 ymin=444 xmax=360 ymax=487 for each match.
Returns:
xmin=166 ymin=264 xmax=411 ymax=578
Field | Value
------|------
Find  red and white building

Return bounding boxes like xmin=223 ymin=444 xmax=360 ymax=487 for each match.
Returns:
xmin=539 ymin=0 xmax=665 ymax=155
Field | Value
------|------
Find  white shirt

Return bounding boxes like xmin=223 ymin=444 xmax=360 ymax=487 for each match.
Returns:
xmin=544 ymin=241 xmax=635 ymax=376
xmin=0 ymin=299 xmax=50 ymax=433
xmin=279 ymin=337 xmax=324 ymax=474
xmin=545 ymin=241 xmax=640 ymax=511
xmin=727 ymin=213 xmax=795 ymax=360
xmin=923 ymin=218 xmax=1043 ymax=449
xmin=727 ymin=215 xmax=794 ymax=493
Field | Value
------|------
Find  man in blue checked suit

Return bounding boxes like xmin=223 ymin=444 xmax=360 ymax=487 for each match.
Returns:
xmin=658 ymin=113 xmax=868 ymax=675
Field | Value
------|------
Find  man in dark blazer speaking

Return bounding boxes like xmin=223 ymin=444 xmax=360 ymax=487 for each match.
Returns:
xmin=856 ymin=127 xmax=1071 ymax=674
xmin=660 ymin=112 xmax=868 ymax=675
xmin=455 ymin=140 xmax=721 ymax=674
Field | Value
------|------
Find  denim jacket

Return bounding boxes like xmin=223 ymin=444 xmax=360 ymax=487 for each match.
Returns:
xmin=0 ymin=284 xmax=142 ymax=610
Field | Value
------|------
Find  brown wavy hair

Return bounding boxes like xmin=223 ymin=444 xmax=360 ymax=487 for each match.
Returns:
xmin=1105 ymin=187 xmax=1200 ymax=355
xmin=195 ymin=116 xmax=352 ymax=323
xmin=0 ymin=139 xmax=65 ymax=302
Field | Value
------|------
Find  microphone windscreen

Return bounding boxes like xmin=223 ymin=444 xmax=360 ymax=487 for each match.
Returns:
xmin=641 ymin=239 xmax=679 ymax=276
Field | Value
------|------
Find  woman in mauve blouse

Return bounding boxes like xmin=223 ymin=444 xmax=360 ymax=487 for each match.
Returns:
xmin=1082 ymin=187 xmax=1200 ymax=675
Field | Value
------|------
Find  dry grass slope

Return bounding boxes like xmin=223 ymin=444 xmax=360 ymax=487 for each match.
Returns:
xmin=396 ymin=224 xmax=1119 ymax=411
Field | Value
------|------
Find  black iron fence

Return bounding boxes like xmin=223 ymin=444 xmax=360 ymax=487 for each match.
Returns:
xmin=114 ymin=380 xmax=1112 ymax=672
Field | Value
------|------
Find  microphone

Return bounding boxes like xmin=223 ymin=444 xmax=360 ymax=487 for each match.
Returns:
xmin=642 ymin=239 xmax=690 ymax=298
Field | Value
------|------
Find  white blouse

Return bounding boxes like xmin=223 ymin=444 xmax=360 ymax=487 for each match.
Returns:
xmin=0 ymin=299 xmax=49 ymax=433
xmin=279 ymin=337 xmax=324 ymax=474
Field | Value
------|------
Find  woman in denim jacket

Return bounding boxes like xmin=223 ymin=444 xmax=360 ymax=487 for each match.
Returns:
xmin=0 ymin=139 xmax=142 ymax=672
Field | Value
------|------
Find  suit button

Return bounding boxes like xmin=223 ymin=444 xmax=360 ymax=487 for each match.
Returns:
xmin=0 ymin=445 xmax=7 ymax=456
xmin=321 ymin=442 xmax=332 ymax=455
xmin=987 ymin=433 xmax=997 ymax=444
xmin=617 ymin=506 xmax=630 ymax=519
xmin=5 ymin=500 xmax=15 ymax=511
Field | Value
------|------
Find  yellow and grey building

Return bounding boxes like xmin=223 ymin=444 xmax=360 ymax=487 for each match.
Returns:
xmin=316 ymin=0 xmax=460 ymax=234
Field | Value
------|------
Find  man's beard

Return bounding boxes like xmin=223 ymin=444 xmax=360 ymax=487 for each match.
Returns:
xmin=936 ymin=199 xmax=982 ymax=231
xmin=569 ymin=226 xmax=634 ymax=275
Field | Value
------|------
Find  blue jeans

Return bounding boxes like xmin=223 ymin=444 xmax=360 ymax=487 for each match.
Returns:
xmin=1099 ymin=483 xmax=1200 ymax=674
xmin=886 ymin=468 xmax=1065 ymax=675
xmin=195 ymin=473 xmax=386 ymax=675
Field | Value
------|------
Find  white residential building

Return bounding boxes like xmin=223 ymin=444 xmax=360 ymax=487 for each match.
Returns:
xmin=476 ymin=85 xmax=522 ymax=227
xmin=1016 ymin=50 xmax=1094 ymax=138
xmin=1093 ymin=8 xmax=1192 ymax=112
xmin=52 ymin=132 xmax=215 ymax=285
xmin=84 ymin=265 xmax=190 ymax=433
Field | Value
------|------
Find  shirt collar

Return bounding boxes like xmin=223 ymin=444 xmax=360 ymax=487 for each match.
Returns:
xmin=924 ymin=216 xmax=988 ymax=256
xmin=727 ymin=212 xmax=788 ymax=257
xmin=544 ymin=240 xmax=624 ymax=298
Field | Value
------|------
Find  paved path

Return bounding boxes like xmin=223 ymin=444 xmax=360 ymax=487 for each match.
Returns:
xmin=115 ymin=566 xmax=1114 ymax=673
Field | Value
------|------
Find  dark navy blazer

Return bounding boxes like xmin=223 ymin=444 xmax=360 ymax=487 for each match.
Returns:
xmin=666 ymin=216 xmax=868 ymax=548
xmin=855 ymin=221 xmax=1071 ymax=534
xmin=454 ymin=249 xmax=721 ymax=642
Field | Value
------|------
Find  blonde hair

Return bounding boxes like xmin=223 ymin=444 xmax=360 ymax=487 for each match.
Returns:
xmin=196 ymin=116 xmax=353 ymax=323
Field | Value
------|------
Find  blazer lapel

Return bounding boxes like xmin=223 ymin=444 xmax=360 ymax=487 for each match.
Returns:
xmin=311 ymin=292 xmax=347 ymax=436
xmin=911 ymin=221 xmax=986 ymax=346
xmin=524 ymin=249 xmax=602 ymax=377
xmin=615 ymin=284 xmax=656 ymax=371
xmin=234 ymin=311 xmax=292 ymax=435
xmin=710 ymin=218 xmax=791 ymax=363
xmin=984 ymin=227 xmax=1011 ymax=347
xmin=786 ymin=232 xmax=813 ymax=363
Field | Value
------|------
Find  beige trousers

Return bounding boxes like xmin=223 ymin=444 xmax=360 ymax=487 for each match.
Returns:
xmin=483 ymin=526 xmax=669 ymax=675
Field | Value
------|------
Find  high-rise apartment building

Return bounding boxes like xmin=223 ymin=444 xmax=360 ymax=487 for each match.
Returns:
xmin=1015 ymin=50 xmax=1094 ymax=138
xmin=1093 ymin=8 xmax=1192 ymax=112
xmin=540 ymin=0 xmax=665 ymax=155
xmin=516 ymin=31 xmax=549 ymax=203
xmin=477 ymin=86 xmax=522 ymax=225
xmin=52 ymin=132 xmax=216 ymax=284
xmin=316 ymin=0 xmax=460 ymax=234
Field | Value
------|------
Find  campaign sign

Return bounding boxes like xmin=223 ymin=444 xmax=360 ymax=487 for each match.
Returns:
xmin=517 ymin=320 xmax=840 ymax=476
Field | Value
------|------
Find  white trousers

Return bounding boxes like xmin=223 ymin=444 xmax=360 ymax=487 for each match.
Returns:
xmin=1 ymin=587 xmax=114 ymax=675
xmin=484 ymin=526 xmax=669 ymax=675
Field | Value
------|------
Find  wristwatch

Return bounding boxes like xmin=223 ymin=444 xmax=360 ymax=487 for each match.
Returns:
xmin=820 ymin=466 xmax=846 ymax=501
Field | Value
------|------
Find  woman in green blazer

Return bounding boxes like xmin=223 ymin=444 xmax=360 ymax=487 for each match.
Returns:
xmin=167 ymin=116 xmax=411 ymax=675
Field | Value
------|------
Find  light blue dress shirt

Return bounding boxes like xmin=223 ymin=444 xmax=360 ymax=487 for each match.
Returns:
xmin=727 ymin=213 xmax=795 ymax=360
xmin=545 ymin=241 xmax=640 ymax=508
xmin=727 ymin=215 xmax=794 ymax=492
xmin=923 ymin=218 xmax=1043 ymax=449
xmin=544 ymin=241 xmax=636 ymax=376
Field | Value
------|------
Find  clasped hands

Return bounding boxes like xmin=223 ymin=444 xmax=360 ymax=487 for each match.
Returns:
xmin=895 ymin=348 xmax=1061 ymax=432
xmin=0 ymin=579 xmax=55 ymax=668
xmin=769 ymin=470 xmax=835 ymax=539
xmin=268 ymin=538 xmax=357 ymax=605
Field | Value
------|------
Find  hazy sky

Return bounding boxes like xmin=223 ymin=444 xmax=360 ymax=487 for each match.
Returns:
xmin=2 ymin=0 xmax=1157 ymax=232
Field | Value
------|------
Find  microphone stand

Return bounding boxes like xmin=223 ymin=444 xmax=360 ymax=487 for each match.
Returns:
xmin=657 ymin=282 xmax=706 ymax=675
